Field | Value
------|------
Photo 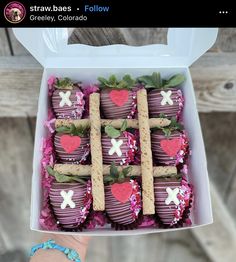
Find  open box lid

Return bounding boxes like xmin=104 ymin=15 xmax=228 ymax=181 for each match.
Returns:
xmin=13 ymin=28 xmax=218 ymax=68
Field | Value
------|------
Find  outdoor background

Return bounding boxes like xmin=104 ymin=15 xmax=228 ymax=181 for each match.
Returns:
xmin=0 ymin=28 xmax=236 ymax=262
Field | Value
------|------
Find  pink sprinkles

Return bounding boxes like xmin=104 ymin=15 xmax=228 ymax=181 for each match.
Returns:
xmin=129 ymin=180 xmax=142 ymax=220
xmin=120 ymin=131 xmax=138 ymax=165
xmin=73 ymin=91 xmax=85 ymax=119
xmin=175 ymin=131 xmax=189 ymax=166
xmin=171 ymin=178 xmax=193 ymax=226
xmin=75 ymin=180 xmax=93 ymax=226
xmin=127 ymin=90 xmax=137 ymax=119
xmin=176 ymin=89 xmax=184 ymax=121
xmin=39 ymin=135 xmax=58 ymax=230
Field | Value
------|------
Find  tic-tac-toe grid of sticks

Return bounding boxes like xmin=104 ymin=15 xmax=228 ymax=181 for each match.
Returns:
xmin=53 ymin=89 xmax=177 ymax=215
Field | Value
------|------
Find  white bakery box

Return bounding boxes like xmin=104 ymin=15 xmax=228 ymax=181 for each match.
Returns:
xmin=13 ymin=28 xmax=218 ymax=236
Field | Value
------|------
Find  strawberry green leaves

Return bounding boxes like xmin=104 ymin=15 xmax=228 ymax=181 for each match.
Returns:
xmin=54 ymin=77 xmax=74 ymax=89
xmin=153 ymin=117 xmax=184 ymax=137
xmin=98 ymin=72 xmax=185 ymax=90
xmin=138 ymin=72 xmax=185 ymax=89
xmin=98 ymin=74 xmax=135 ymax=90
xmin=56 ymin=124 xmax=89 ymax=137
xmin=120 ymin=120 xmax=128 ymax=132
xmin=138 ymin=72 xmax=162 ymax=88
xmin=164 ymin=74 xmax=186 ymax=88
xmin=104 ymin=120 xmax=128 ymax=138
xmin=103 ymin=162 xmax=132 ymax=184
xmin=47 ymin=166 xmax=87 ymax=184
xmin=105 ymin=126 xmax=121 ymax=138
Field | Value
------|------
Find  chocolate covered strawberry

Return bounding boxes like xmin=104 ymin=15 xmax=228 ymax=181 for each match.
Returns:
xmin=47 ymin=167 xmax=92 ymax=230
xmin=154 ymin=177 xmax=192 ymax=227
xmin=138 ymin=73 xmax=185 ymax=119
xmin=151 ymin=118 xmax=189 ymax=166
xmin=98 ymin=75 xmax=137 ymax=119
xmin=54 ymin=124 xmax=90 ymax=164
xmin=51 ymin=77 xmax=85 ymax=119
xmin=101 ymin=121 xmax=138 ymax=165
xmin=104 ymin=164 xmax=141 ymax=228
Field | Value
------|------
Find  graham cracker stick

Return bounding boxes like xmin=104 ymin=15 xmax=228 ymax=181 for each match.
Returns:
xmin=153 ymin=166 xmax=177 ymax=177
xmin=101 ymin=119 xmax=139 ymax=129
xmin=137 ymin=89 xmax=155 ymax=215
xmin=149 ymin=118 xmax=171 ymax=128
xmin=55 ymin=118 xmax=171 ymax=129
xmin=89 ymin=93 xmax=105 ymax=211
xmin=53 ymin=164 xmax=177 ymax=177
xmin=54 ymin=164 xmax=92 ymax=176
xmin=55 ymin=119 xmax=90 ymax=128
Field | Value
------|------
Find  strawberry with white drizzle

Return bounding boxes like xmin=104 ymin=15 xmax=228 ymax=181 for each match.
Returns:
xmin=47 ymin=167 xmax=92 ymax=230
xmin=98 ymin=75 xmax=137 ymax=119
xmin=51 ymin=77 xmax=85 ymax=119
xmin=154 ymin=177 xmax=193 ymax=227
xmin=104 ymin=163 xmax=141 ymax=229
xmin=138 ymin=72 xmax=185 ymax=120
xmin=101 ymin=121 xmax=138 ymax=165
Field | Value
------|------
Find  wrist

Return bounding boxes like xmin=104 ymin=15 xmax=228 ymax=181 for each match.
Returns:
xmin=41 ymin=234 xmax=90 ymax=261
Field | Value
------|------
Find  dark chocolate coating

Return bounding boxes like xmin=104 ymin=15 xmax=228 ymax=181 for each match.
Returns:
xmin=101 ymin=134 xmax=129 ymax=165
xmin=148 ymin=88 xmax=183 ymax=118
xmin=154 ymin=178 xmax=181 ymax=225
xmin=105 ymin=184 xmax=135 ymax=225
xmin=151 ymin=130 xmax=181 ymax=166
xmin=49 ymin=182 xmax=88 ymax=229
xmin=52 ymin=88 xmax=84 ymax=119
xmin=54 ymin=133 xmax=89 ymax=164
xmin=100 ymin=89 xmax=133 ymax=119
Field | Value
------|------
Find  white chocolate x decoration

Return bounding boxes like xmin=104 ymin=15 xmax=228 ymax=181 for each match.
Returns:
xmin=108 ymin=139 xmax=123 ymax=157
xmin=59 ymin=91 xmax=72 ymax=107
xmin=160 ymin=90 xmax=173 ymax=105
xmin=165 ymin=187 xmax=180 ymax=205
xmin=60 ymin=190 xmax=76 ymax=209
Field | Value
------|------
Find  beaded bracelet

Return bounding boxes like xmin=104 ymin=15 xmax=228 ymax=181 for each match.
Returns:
xmin=30 ymin=239 xmax=81 ymax=262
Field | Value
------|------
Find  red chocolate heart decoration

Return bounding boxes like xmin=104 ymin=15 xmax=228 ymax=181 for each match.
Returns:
xmin=160 ymin=138 xmax=182 ymax=157
xmin=111 ymin=182 xmax=133 ymax=203
xmin=109 ymin=90 xmax=129 ymax=107
xmin=60 ymin=135 xmax=81 ymax=153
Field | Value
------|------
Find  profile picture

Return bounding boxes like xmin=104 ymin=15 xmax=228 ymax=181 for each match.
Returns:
xmin=4 ymin=1 xmax=26 ymax=23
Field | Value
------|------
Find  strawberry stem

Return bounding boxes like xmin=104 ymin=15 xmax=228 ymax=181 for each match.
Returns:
xmin=104 ymin=163 xmax=132 ymax=185
xmin=98 ymin=74 xmax=135 ymax=90
xmin=56 ymin=123 xmax=89 ymax=137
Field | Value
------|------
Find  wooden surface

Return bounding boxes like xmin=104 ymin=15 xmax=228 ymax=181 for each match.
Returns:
xmin=0 ymin=118 xmax=38 ymax=255
xmin=0 ymin=28 xmax=236 ymax=116
xmin=0 ymin=29 xmax=11 ymax=55
xmin=1 ymin=28 xmax=236 ymax=262
xmin=3 ymin=115 xmax=236 ymax=262
xmin=0 ymin=53 xmax=236 ymax=116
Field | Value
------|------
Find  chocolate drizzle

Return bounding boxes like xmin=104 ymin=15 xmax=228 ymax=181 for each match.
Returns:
xmin=148 ymin=88 xmax=183 ymax=119
xmin=52 ymin=88 xmax=85 ymax=119
xmin=105 ymin=182 xmax=142 ymax=228
xmin=54 ymin=133 xmax=90 ymax=164
xmin=49 ymin=182 xmax=91 ymax=230
xmin=100 ymin=89 xmax=134 ymax=119
xmin=101 ymin=134 xmax=129 ymax=165
xmin=154 ymin=178 xmax=181 ymax=225
xmin=105 ymin=184 xmax=135 ymax=225
xmin=151 ymin=130 xmax=181 ymax=166
xmin=154 ymin=177 xmax=192 ymax=228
